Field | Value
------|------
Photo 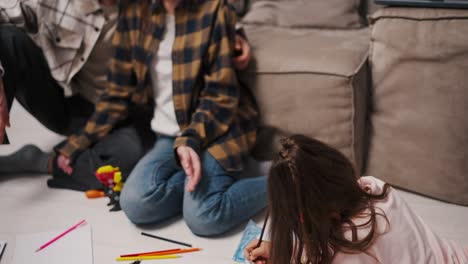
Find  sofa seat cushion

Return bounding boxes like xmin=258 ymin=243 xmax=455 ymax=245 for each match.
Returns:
xmin=242 ymin=26 xmax=370 ymax=173
xmin=242 ymin=0 xmax=364 ymax=29
xmin=367 ymin=7 xmax=468 ymax=205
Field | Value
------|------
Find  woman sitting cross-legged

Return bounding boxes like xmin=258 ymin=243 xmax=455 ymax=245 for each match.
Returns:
xmin=55 ymin=0 xmax=266 ymax=236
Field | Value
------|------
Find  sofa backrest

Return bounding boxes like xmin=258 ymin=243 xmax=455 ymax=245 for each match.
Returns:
xmin=241 ymin=0 xmax=366 ymax=29
xmin=241 ymin=0 xmax=384 ymax=28
xmin=366 ymin=0 xmax=384 ymax=15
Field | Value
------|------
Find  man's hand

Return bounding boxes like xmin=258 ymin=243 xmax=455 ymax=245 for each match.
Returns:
xmin=176 ymin=146 xmax=202 ymax=192
xmin=0 ymin=78 xmax=10 ymax=143
xmin=244 ymin=240 xmax=271 ymax=264
xmin=57 ymin=154 xmax=73 ymax=175
xmin=234 ymin=35 xmax=252 ymax=70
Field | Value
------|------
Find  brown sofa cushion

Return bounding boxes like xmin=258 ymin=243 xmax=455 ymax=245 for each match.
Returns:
xmin=367 ymin=8 xmax=468 ymax=205
xmin=242 ymin=0 xmax=364 ymax=29
xmin=242 ymin=26 xmax=370 ymax=173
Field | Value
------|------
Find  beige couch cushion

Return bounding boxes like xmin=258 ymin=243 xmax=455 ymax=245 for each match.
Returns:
xmin=367 ymin=8 xmax=468 ymax=205
xmin=242 ymin=0 xmax=364 ymax=29
xmin=367 ymin=0 xmax=383 ymax=15
xmin=242 ymin=26 xmax=370 ymax=173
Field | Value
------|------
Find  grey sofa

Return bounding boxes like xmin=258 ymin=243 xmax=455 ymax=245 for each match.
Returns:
xmin=241 ymin=0 xmax=468 ymax=205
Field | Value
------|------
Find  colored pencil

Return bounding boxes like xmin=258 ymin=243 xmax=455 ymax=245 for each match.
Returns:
xmin=250 ymin=212 xmax=270 ymax=262
xmin=140 ymin=248 xmax=201 ymax=256
xmin=35 ymin=219 xmax=86 ymax=252
xmin=120 ymin=248 xmax=180 ymax=257
xmin=116 ymin=255 xmax=180 ymax=261
xmin=121 ymin=248 xmax=201 ymax=258
xmin=256 ymin=211 xmax=270 ymax=248
xmin=141 ymin=232 xmax=192 ymax=247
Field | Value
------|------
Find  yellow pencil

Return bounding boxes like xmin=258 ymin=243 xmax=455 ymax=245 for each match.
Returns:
xmin=116 ymin=254 xmax=180 ymax=261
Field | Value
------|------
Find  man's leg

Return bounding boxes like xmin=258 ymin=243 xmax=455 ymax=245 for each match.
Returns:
xmin=120 ymin=137 xmax=186 ymax=225
xmin=48 ymin=126 xmax=147 ymax=191
xmin=0 ymin=145 xmax=51 ymax=174
xmin=0 ymin=25 xmax=72 ymax=135
xmin=65 ymin=95 xmax=95 ymax=135
xmin=0 ymin=25 xmax=95 ymax=174
xmin=0 ymin=94 xmax=93 ymax=174
xmin=183 ymin=153 xmax=268 ymax=237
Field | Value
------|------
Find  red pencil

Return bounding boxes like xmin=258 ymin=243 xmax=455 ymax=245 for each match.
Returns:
xmin=35 ymin=220 xmax=86 ymax=252
xmin=120 ymin=248 xmax=180 ymax=257
xmin=139 ymin=248 xmax=201 ymax=256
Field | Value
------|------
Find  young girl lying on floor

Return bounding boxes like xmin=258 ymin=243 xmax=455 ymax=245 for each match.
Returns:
xmin=244 ymin=135 xmax=468 ymax=264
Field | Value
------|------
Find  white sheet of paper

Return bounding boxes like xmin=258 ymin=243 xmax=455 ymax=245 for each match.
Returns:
xmin=12 ymin=224 xmax=93 ymax=264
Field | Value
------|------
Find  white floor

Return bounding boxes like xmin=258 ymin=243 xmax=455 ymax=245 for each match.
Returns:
xmin=1 ymin=102 xmax=468 ymax=264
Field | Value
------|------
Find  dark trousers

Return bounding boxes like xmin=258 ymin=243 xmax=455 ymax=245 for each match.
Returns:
xmin=0 ymin=25 xmax=149 ymax=190
xmin=0 ymin=25 xmax=93 ymax=136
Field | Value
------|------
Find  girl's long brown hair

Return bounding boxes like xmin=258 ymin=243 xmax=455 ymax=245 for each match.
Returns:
xmin=268 ymin=135 xmax=390 ymax=264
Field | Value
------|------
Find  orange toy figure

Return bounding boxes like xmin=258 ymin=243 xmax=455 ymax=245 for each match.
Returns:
xmin=85 ymin=190 xmax=106 ymax=198
xmin=94 ymin=165 xmax=125 ymax=211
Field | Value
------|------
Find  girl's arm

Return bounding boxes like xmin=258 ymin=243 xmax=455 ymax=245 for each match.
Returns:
xmin=54 ymin=6 xmax=135 ymax=164
xmin=174 ymin=1 xmax=239 ymax=156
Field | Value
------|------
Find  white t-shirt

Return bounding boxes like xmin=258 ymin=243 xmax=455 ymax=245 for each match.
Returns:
xmin=150 ymin=14 xmax=180 ymax=136
xmin=263 ymin=177 xmax=468 ymax=263
xmin=335 ymin=177 xmax=468 ymax=263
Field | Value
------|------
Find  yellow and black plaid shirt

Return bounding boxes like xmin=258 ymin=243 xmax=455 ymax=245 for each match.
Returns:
xmin=56 ymin=0 xmax=258 ymax=173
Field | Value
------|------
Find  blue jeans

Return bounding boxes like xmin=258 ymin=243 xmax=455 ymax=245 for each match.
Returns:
xmin=120 ymin=137 xmax=267 ymax=236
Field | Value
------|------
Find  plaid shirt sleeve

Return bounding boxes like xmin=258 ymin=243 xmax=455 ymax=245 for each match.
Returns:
xmin=55 ymin=11 xmax=135 ymax=161
xmin=174 ymin=2 xmax=239 ymax=155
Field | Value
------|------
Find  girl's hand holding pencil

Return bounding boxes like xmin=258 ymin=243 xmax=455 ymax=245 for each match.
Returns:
xmin=244 ymin=212 xmax=270 ymax=263
xmin=244 ymin=240 xmax=271 ymax=264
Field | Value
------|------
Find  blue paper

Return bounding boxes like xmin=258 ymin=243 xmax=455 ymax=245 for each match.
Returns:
xmin=233 ymin=220 xmax=262 ymax=263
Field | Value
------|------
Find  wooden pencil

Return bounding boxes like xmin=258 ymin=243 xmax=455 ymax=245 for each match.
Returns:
xmin=256 ymin=211 xmax=269 ymax=248
xmin=141 ymin=232 xmax=192 ymax=247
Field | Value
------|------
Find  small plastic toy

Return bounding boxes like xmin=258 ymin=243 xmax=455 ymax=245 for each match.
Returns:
xmin=93 ymin=165 xmax=125 ymax=211
xmin=85 ymin=190 xmax=106 ymax=199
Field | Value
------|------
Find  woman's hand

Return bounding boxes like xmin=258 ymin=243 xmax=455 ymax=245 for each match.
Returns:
xmin=234 ymin=35 xmax=252 ymax=70
xmin=244 ymin=240 xmax=271 ymax=264
xmin=57 ymin=154 xmax=73 ymax=175
xmin=0 ymin=78 xmax=10 ymax=143
xmin=176 ymin=146 xmax=201 ymax=192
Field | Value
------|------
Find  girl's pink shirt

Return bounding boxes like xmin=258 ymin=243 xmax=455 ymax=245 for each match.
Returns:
xmin=333 ymin=176 xmax=468 ymax=264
